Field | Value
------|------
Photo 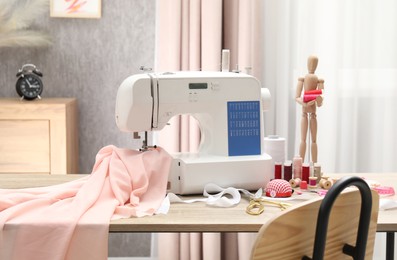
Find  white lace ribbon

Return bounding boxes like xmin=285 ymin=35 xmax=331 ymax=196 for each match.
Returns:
xmin=155 ymin=183 xmax=262 ymax=214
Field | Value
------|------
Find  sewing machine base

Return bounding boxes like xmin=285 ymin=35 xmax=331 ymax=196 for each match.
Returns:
xmin=168 ymin=153 xmax=272 ymax=195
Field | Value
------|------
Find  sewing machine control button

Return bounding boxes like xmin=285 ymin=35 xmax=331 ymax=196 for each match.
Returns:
xmin=211 ymin=82 xmax=220 ymax=90
xmin=189 ymin=92 xmax=198 ymax=102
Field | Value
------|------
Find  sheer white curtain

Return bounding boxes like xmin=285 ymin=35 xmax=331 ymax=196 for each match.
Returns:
xmin=262 ymin=1 xmax=397 ymax=258
xmin=261 ymin=0 xmax=397 ymax=173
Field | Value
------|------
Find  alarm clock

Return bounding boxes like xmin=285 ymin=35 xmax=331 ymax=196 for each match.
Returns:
xmin=16 ymin=64 xmax=43 ymax=100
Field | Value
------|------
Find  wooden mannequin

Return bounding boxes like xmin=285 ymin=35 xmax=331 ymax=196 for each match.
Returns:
xmin=295 ymin=56 xmax=324 ymax=163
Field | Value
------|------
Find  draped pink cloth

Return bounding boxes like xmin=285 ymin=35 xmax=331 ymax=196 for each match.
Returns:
xmin=0 ymin=145 xmax=172 ymax=260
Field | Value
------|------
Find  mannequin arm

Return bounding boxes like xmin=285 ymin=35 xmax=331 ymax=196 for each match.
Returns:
xmin=295 ymin=77 xmax=304 ymax=105
xmin=316 ymin=79 xmax=324 ymax=107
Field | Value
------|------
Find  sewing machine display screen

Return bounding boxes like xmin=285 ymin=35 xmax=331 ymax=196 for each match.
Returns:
xmin=189 ymin=83 xmax=208 ymax=89
xmin=227 ymin=101 xmax=261 ymax=156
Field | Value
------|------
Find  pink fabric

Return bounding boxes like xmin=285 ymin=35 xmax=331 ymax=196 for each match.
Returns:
xmin=0 ymin=145 xmax=172 ymax=260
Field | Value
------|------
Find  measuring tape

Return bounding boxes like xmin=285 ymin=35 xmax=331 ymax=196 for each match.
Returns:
xmin=373 ymin=186 xmax=395 ymax=197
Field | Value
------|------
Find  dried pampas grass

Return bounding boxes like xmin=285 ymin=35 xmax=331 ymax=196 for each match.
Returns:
xmin=0 ymin=30 xmax=52 ymax=48
xmin=0 ymin=0 xmax=52 ymax=48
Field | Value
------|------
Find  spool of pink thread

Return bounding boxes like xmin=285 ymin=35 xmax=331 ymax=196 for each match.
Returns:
xmin=293 ymin=155 xmax=302 ymax=179
xmin=303 ymin=89 xmax=322 ymax=103
xmin=308 ymin=177 xmax=317 ymax=188
xmin=300 ymin=180 xmax=308 ymax=190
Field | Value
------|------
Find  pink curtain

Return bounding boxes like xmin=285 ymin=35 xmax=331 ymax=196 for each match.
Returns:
xmin=155 ymin=0 xmax=263 ymax=259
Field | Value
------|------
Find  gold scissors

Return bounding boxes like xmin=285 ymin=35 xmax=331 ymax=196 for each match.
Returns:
xmin=246 ymin=197 xmax=292 ymax=215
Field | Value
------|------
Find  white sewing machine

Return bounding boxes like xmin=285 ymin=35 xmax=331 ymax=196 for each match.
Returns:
xmin=115 ymin=71 xmax=272 ymax=194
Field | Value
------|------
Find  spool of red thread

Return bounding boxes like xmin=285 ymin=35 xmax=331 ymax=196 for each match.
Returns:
xmin=274 ymin=162 xmax=282 ymax=179
xmin=283 ymin=161 xmax=292 ymax=181
xmin=302 ymin=163 xmax=310 ymax=183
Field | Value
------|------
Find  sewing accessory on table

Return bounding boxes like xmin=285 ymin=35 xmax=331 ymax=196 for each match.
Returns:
xmin=265 ymin=179 xmax=292 ymax=198
xmin=319 ymin=176 xmax=333 ymax=190
xmin=290 ymin=178 xmax=301 ymax=188
xmin=264 ymin=135 xmax=286 ymax=164
xmin=246 ymin=187 xmax=292 ymax=216
xmin=274 ymin=162 xmax=282 ymax=179
xmin=300 ymin=180 xmax=308 ymax=190
xmin=246 ymin=199 xmax=266 ymax=215
xmin=293 ymin=155 xmax=303 ymax=179
xmin=160 ymin=182 xmax=291 ymax=216
xmin=246 ymin=197 xmax=292 ymax=215
xmin=283 ymin=161 xmax=292 ymax=181
xmin=302 ymin=163 xmax=310 ymax=183
xmin=314 ymin=163 xmax=322 ymax=182
xmin=309 ymin=177 xmax=317 ymax=189
xmin=373 ymin=186 xmax=395 ymax=197
xmin=303 ymin=89 xmax=323 ymax=102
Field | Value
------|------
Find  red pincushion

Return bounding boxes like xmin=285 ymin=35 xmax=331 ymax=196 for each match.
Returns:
xmin=265 ymin=179 xmax=292 ymax=198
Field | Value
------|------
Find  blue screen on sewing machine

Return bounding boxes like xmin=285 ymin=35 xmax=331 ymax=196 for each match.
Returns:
xmin=227 ymin=101 xmax=261 ymax=156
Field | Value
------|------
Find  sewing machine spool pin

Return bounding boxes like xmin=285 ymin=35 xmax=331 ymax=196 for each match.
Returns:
xmin=139 ymin=66 xmax=152 ymax=72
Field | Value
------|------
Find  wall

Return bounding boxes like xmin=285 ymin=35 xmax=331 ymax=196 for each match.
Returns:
xmin=0 ymin=0 xmax=156 ymax=257
xmin=0 ymin=1 xmax=156 ymax=174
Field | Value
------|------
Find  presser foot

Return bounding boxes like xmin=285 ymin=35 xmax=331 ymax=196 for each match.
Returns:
xmin=133 ymin=131 xmax=157 ymax=152
xmin=139 ymin=145 xmax=157 ymax=152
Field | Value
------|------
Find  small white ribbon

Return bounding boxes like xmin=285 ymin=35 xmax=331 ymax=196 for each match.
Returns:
xmin=156 ymin=183 xmax=260 ymax=214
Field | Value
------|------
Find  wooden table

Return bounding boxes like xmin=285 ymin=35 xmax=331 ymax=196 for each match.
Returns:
xmin=1 ymin=173 xmax=396 ymax=258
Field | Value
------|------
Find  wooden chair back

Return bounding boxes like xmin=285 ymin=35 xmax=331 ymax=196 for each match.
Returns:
xmin=251 ymin=178 xmax=379 ymax=260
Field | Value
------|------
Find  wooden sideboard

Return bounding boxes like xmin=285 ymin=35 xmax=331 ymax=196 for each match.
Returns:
xmin=0 ymin=98 xmax=79 ymax=174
